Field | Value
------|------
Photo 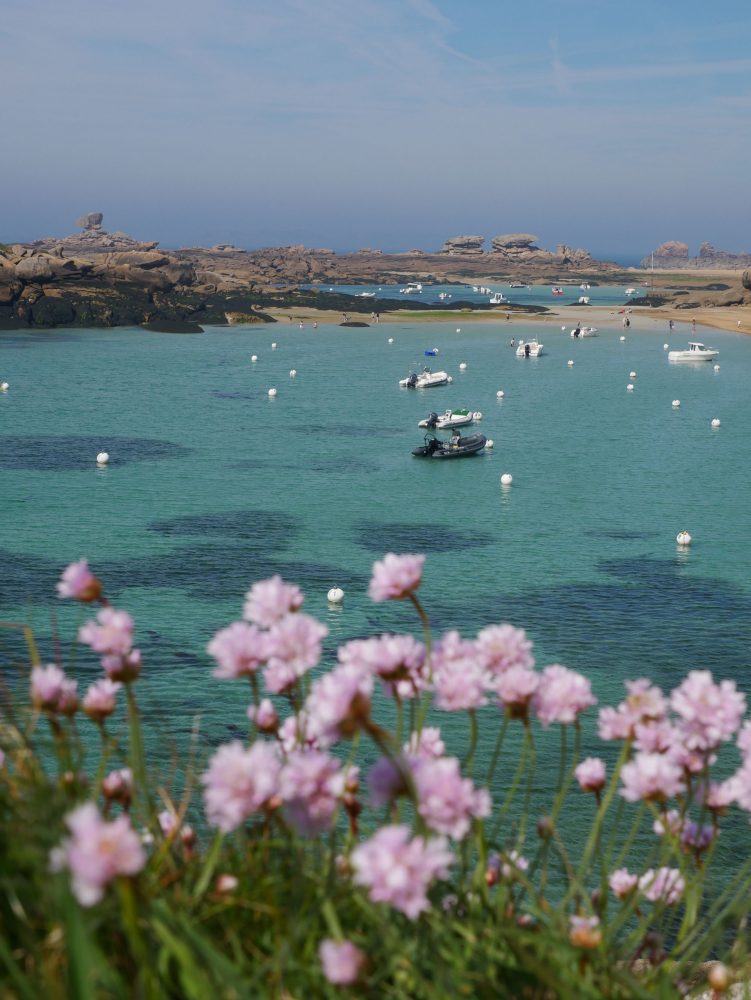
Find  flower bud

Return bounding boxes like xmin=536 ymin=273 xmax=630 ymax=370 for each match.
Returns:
xmin=215 ymin=874 xmax=238 ymax=894
xmin=537 ymin=815 xmax=554 ymax=840
xmin=707 ymin=963 xmax=732 ymax=993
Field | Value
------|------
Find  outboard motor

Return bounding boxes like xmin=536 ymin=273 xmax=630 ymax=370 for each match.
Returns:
xmin=427 ymin=438 xmax=441 ymax=455
xmin=426 ymin=411 xmax=438 ymax=429
xmin=407 ymin=373 xmax=418 ymax=388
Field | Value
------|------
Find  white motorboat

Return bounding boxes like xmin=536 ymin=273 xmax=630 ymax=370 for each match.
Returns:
xmin=625 ymin=287 xmax=637 ymax=295
xmin=399 ymin=282 xmax=423 ymax=294
xmin=399 ymin=367 xmax=450 ymax=388
xmin=356 ymin=291 xmax=376 ymax=298
xmin=579 ymin=283 xmax=591 ymax=290
xmin=438 ymin=291 xmax=452 ymax=300
xmin=570 ymin=326 xmax=598 ymax=338
xmin=509 ymin=281 xmax=529 ymax=288
xmin=578 ymin=296 xmax=590 ymax=305
xmin=418 ymin=408 xmax=480 ymax=430
xmin=489 ymin=292 xmax=508 ymax=305
xmin=668 ymin=341 xmax=719 ymax=362
xmin=516 ymin=339 xmax=544 ymax=358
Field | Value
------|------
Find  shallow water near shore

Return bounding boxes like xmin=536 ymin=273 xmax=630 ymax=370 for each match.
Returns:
xmin=2 ymin=319 xmax=750 ymax=853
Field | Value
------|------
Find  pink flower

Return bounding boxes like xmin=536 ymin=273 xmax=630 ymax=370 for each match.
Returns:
xmin=569 ymin=915 xmax=602 ymax=949
xmin=319 ymin=939 xmax=366 ymax=986
xmin=633 ymin=719 xmax=676 ymax=753
xmin=279 ymin=750 xmax=348 ymax=835
xmin=704 ymin=778 xmax=737 ymax=812
xmin=492 ymin=850 xmax=529 ymax=881
xmin=368 ymin=553 xmax=425 ymax=603
xmin=57 ymin=559 xmax=102 ymax=602
xmin=201 ymin=740 xmax=281 ymax=832
xmin=51 ymin=802 xmax=145 ymax=906
xmin=433 ymin=631 xmax=487 ymax=712
xmin=83 ymin=678 xmax=121 ymax=722
xmin=620 ymin=752 xmax=685 ymax=803
xmin=207 ymin=621 xmax=269 ymax=678
xmin=671 ymin=670 xmax=746 ymax=751
xmin=737 ymin=720 xmax=751 ymax=759
xmin=247 ymin=698 xmax=279 ymax=733
xmin=495 ymin=665 xmax=539 ymax=719
xmin=304 ymin=664 xmax=373 ymax=746
xmin=215 ymin=874 xmax=238 ymax=894
xmin=243 ymin=575 xmax=303 ymax=628
xmin=30 ymin=664 xmax=67 ymax=711
xmin=575 ymin=757 xmax=606 ymax=793
xmin=533 ymin=664 xmax=596 ymax=728
xmin=158 ymin=810 xmax=178 ymax=837
xmin=639 ymin=867 xmax=685 ymax=906
xmin=726 ymin=762 xmax=751 ymax=811
xmin=57 ymin=678 xmax=79 ymax=716
xmin=475 ymin=623 xmax=534 ymax=678
xmin=338 ymin=635 xmax=427 ymax=699
xmin=263 ymin=613 xmax=328 ymax=693
xmin=598 ymin=680 xmax=667 ymax=740
xmin=597 ymin=706 xmax=632 ymax=741
xmin=609 ymin=868 xmax=638 ymax=899
xmin=101 ymin=649 xmax=142 ymax=683
xmin=367 ymin=756 xmax=406 ymax=807
xmin=351 ymin=824 xmax=452 ymax=919
xmin=405 ymin=727 xmax=445 ymax=760
xmin=102 ymin=768 xmax=132 ymax=804
xmin=413 ymin=756 xmax=491 ymax=840
xmin=79 ymin=607 xmax=134 ymax=657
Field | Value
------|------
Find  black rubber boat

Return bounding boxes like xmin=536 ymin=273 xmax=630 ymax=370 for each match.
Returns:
xmin=412 ymin=432 xmax=487 ymax=459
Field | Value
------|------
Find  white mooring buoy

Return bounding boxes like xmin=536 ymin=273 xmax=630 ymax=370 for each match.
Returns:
xmin=672 ymin=399 xmax=681 ymax=408
xmin=268 ymin=388 xmax=277 ymax=397
xmin=473 ymin=411 xmax=482 ymax=421
xmin=629 ymin=371 xmax=637 ymax=378
xmin=663 ymin=344 xmax=669 ymax=350
xmin=627 ymin=383 xmax=634 ymax=391
xmin=96 ymin=451 xmax=109 ymax=465
xmin=327 ymin=587 xmax=344 ymax=604
xmin=711 ymin=418 xmax=721 ymax=428
xmin=289 ymin=369 xmax=297 ymax=377
xmin=500 ymin=473 xmax=513 ymax=486
xmin=676 ymin=530 xmax=692 ymax=546
xmin=496 ymin=390 xmax=505 ymax=398
xmin=714 ymin=364 xmax=720 ymax=372
xmin=486 ymin=439 xmax=494 ymax=449
xmin=459 ymin=362 xmax=467 ymax=370
xmin=251 ymin=355 xmax=258 ymax=362
xmin=620 ymin=336 xmax=626 ymax=342
xmin=271 ymin=342 xmax=278 ymax=350
xmin=388 ymin=337 xmax=394 ymax=344
xmin=567 ymin=360 xmax=574 ymax=367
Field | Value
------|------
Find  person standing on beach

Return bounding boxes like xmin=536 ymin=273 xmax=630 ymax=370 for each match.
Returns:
xmin=692 ymin=318 xmax=696 ymax=333
xmin=669 ymin=319 xmax=674 ymax=331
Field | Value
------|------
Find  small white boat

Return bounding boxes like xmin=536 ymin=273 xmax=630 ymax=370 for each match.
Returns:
xmin=489 ymin=292 xmax=508 ymax=305
xmin=625 ymin=287 xmax=637 ymax=295
xmin=551 ymin=286 xmax=564 ymax=296
xmin=516 ymin=339 xmax=544 ymax=358
xmin=356 ymin=291 xmax=376 ymax=298
xmin=509 ymin=281 xmax=529 ymax=288
xmin=418 ymin=408 xmax=479 ymax=430
xmin=399 ymin=282 xmax=423 ymax=294
xmin=399 ymin=367 xmax=450 ymax=388
xmin=579 ymin=283 xmax=591 ymax=290
xmin=668 ymin=342 xmax=719 ymax=362
xmin=438 ymin=291 xmax=452 ymax=300
xmin=570 ymin=326 xmax=598 ymax=338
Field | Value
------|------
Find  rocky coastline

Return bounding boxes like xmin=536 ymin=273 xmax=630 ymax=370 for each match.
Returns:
xmin=2 ymin=215 xmax=750 ymax=330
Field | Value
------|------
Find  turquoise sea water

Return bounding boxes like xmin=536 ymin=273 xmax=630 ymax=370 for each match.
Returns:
xmin=1 ymin=317 xmax=750 ymax=811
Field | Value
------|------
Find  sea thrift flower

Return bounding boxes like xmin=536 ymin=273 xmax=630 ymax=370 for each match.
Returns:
xmin=102 ymin=768 xmax=132 ymax=806
xmin=319 ymin=939 xmax=366 ymax=986
xmin=368 ymin=553 xmax=425 ymax=603
xmin=475 ymin=623 xmax=534 ymax=678
xmin=671 ymin=670 xmax=746 ymax=751
xmin=433 ymin=631 xmax=487 ymax=711
xmin=488 ymin=850 xmax=529 ymax=881
xmin=597 ymin=706 xmax=632 ymax=742
xmin=83 ymin=678 xmax=121 ymax=723
xmin=575 ymin=757 xmax=606 ymax=793
xmin=304 ymin=664 xmax=373 ymax=746
xmin=201 ymin=740 xmax=281 ymax=832
xmin=533 ymin=664 xmax=596 ymax=727
xmin=609 ymin=868 xmax=638 ymax=899
xmin=737 ymin=720 xmax=751 ymax=759
xmin=247 ymin=698 xmax=279 ymax=732
xmin=367 ymin=756 xmax=406 ymax=807
xmin=79 ymin=607 xmax=134 ymax=657
xmin=598 ymin=679 xmax=667 ymax=739
xmin=277 ymin=713 xmax=321 ymax=753
xmin=215 ymin=874 xmax=238 ymax=894
xmin=280 ymin=750 xmax=348 ymax=835
xmin=639 ymin=867 xmax=685 ymax=906
xmin=351 ymin=824 xmax=452 ymax=919
xmin=704 ymin=777 xmax=737 ymax=812
xmin=495 ymin=665 xmax=539 ymax=719
xmin=243 ymin=575 xmax=303 ymax=628
xmin=413 ymin=756 xmax=491 ymax=839
xmin=158 ymin=810 xmax=178 ymax=837
xmin=50 ymin=802 xmax=145 ymax=906
xmin=339 ymin=634 xmax=428 ymax=698
xmin=633 ymin=719 xmax=676 ymax=753
xmin=57 ymin=559 xmax=102 ymax=602
xmin=30 ymin=664 xmax=67 ymax=711
xmin=101 ymin=648 xmax=142 ymax=683
xmin=569 ymin=915 xmax=602 ymax=949
xmin=263 ymin=613 xmax=328 ymax=693
xmin=405 ymin=727 xmax=445 ymax=760
xmin=207 ymin=621 xmax=268 ymax=678
xmin=57 ymin=678 xmax=79 ymax=716
xmin=620 ymin=752 xmax=685 ymax=802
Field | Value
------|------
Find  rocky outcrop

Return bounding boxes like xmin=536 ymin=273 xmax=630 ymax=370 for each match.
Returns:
xmin=743 ymin=270 xmax=750 ymax=292
xmin=76 ymin=212 xmax=104 ymax=230
xmin=440 ymin=236 xmax=485 ymax=255
xmin=642 ymin=241 xmax=751 ymax=269
xmin=491 ymin=233 xmax=539 ymax=253
xmin=554 ymin=244 xmax=595 ymax=266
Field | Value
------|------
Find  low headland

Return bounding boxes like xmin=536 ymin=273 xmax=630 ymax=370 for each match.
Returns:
xmin=2 ymin=213 xmax=750 ymax=334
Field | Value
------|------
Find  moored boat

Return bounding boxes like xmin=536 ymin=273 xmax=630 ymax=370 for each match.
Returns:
xmin=516 ymin=339 xmax=544 ymax=357
xmin=570 ymin=326 xmax=598 ymax=338
xmin=668 ymin=341 xmax=719 ymax=362
xmin=489 ymin=292 xmax=508 ymax=305
xmin=418 ymin=408 xmax=479 ymax=430
xmin=399 ymin=367 xmax=450 ymax=388
xmin=412 ymin=432 xmax=487 ymax=459
xmin=551 ymin=286 xmax=564 ymax=296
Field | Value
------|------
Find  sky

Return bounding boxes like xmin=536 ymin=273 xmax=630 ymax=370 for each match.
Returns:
xmin=2 ymin=0 xmax=751 ymax=260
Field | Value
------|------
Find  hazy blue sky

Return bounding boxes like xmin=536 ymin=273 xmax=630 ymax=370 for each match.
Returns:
xmin=3 ymin=0 xmax=750 ymax=258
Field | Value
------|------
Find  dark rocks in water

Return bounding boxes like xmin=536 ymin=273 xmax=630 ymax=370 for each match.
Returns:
xmin=143 ymin=320 xmax=203 ymax=334
xmin=30 ymin=295 xmax=75 ymax=326
xmin=340 ymin=321 xmax=369 ymax=327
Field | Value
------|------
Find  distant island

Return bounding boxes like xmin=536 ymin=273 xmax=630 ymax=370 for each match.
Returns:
xmin=1 ymin=214 xmax=750 ymax=330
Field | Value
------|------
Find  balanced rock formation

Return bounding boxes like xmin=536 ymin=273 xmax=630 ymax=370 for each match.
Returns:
xmin=554 ymin=244 xmax=595 ymax=266
xmin=440 ymin=236 xmax=485 ymax=255
xmin=491 ymin=233 xmax=538 ymax=253
xmin=76 ymin=212 xmax=104 ymax=231
xmin=641 ymin=241 xmax=751 ymax=269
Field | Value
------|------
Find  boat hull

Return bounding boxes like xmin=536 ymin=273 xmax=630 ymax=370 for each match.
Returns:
xmin=412 ymin=433 xmax=487 ymax=458
xmin=668 ymin=350 xmax=719 ymax=362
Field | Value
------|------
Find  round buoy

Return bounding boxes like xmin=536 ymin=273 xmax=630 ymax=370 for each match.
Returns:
xmin=627 ymin=383 xmax=634 ymax=391
xmin=432 ymin=348 xmax=439 ymax=355
xmin=459 ymin=362 xmax=467 ymax=370
xmin=711 ymin=418 xmax=721 ymax=428
xmin=447 ymin=375 xmax=454 ymax=383
xmin=629 ymin=371 xmax=637 ymax=378
xmin=567 ymin=360 xmax=574 ymax=367
xmin=251 ymin=355 xmax=258 ymax=362
xmin=0 ymin=382 xmax=8 ymax=392
xmin=388 ymin=337 xmax=394 ymax=344
xmin=456 ymin=328 xmax=461 ymax=333
xmin=500 ymin=473 xmax=513 ymax=486
xmin=676 ymin=530 xmax=692 ymax=546
xmin=327 ymin=587 xmax=344 ymax=604
xmin=473 ymin=411 xmax=482 ymax=420
xmin=620 ymin=336 xmax=626 ymax=342
xmin=271 ymin=342 xmax=278 ymax=350
xmin=496 ymin=390 xmax=504 ymax=398
xmin=714 ymin=364 xmax=720 ymax=372
xmin=486 ymin=439 xmax=494 ymax=449
xmin=663 ymin=343 xmax=669 ymax=350
xmin=289 ymin=369 xmax=297 ymax=377
xmin=96 ymin=452 xmax=109 ymax=465
xmin=672 ymin=399 xmax=680 ymax=408
xmin=560 ymin=325 xmax=566 ymax=331
xmin=268 ymin=388 xmax=277 ymax=397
